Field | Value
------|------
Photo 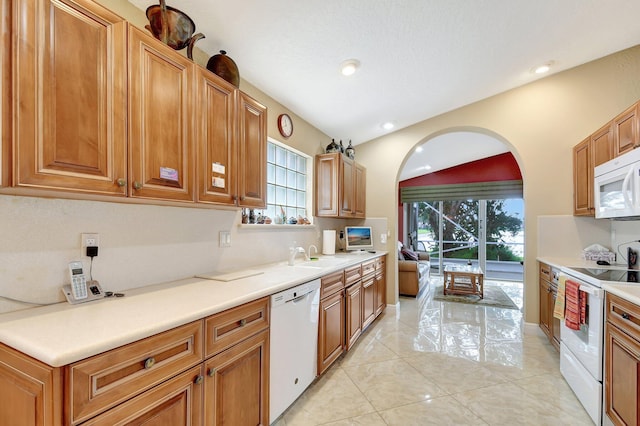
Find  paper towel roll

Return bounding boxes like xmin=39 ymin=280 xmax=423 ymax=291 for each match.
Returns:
xmin=322 ymin=230 xmax=336 ymax=255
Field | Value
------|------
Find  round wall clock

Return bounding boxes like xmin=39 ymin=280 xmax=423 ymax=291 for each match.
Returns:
xmin=277 ymin=113 xmax=293 ymax=138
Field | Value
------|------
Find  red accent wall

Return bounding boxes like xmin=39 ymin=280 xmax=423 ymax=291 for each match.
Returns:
xmin=397 ymin=152 xmax=521 ymax=242
xmin=399 ymin=152 xmax=521 ymax=188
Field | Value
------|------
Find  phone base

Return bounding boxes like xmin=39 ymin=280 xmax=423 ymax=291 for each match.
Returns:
xmin=62 ymin=280 xmax=104 ymax=304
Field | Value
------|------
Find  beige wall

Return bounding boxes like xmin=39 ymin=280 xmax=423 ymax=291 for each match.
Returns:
xmin=356 ymin=44 xmax=640 ymax=322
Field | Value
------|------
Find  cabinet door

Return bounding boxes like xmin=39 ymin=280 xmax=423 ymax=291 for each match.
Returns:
xmin=340 ymin=157 xmax=355 ymax=216
xmin=345 ymin=282 xmax=362 ymax=350
xmin=375 ymin=257 xmax=387 ymax=316
xmin=318 ymin=290 xmax=344 ymax=375
xmin=196 ymin=68 xmax=237 ymax=205
xmin=573 ymin=137 xmax=593 ymax=216
xmin=13 ymin=0 xmax=127 ymax=195
xmin=592 ymin=122 xmax=614 ymax=167
xmin=203 ymin=329 xmax=269 ymax=426
xmin=614 ymin=103 xmax=640 ymax=157
xmin=1 ymin=0 xmax=11 ymax=187
xmin=128 ymin=25 xmax=194 ymax=202
xmin=315 ymin=154 xmax=340 ymax=217
xmin=0 ymin=344 xmax=63 ymax=426
xmin=362 ymin=274 xmax=376 ymax=330
xmin=354 ymin=162 xmax=366 ymax=218
xmin=237 ymin=92 xmax=267 ymax=208
xmin=606 ymin=323 xmax=640 ymax=426
xmin=539 ymin=279 xmax=551 ymax=338
xmin=82 ymin=365 xmax=203 ymax=426
xmin=550 ymin=288 xmax=561 ymax=350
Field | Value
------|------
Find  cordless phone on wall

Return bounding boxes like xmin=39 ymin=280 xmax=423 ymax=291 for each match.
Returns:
xmin=62 ymin=261 xmax=104 ymax=304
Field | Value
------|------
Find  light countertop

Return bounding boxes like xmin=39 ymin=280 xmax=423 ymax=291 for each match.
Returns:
xmin=538 ymin=256 xmax=640 ymax=306
xmin=0 ymin=251 xmax=386 ymax=367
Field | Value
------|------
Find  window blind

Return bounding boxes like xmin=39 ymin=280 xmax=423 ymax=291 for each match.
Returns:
xmin=400 ymin=180 xmax=523 ymax=203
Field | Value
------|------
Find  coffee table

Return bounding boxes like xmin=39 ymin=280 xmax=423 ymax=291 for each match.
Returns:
xmin=443 ymin=264 xmax=484 ymax=299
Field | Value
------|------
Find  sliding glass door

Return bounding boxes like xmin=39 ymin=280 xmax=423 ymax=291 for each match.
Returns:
xmin=413 ymin=198 xmax=523 ymax=280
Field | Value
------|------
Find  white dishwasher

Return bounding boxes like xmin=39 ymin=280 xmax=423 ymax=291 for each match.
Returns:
xmin=269 ymin=279 xmax=320 ymax=424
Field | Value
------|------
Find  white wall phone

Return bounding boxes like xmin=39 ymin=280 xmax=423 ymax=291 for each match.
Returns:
xmin=62 ymin=261 xmax=104 ymax=304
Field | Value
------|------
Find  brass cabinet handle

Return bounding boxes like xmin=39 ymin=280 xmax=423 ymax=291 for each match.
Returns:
xmin=194 ymin=375 xmax=204 ymax=385
xmin=144 ymin=357 xmax=155 ymax=369
xmin=117 ymin=178 xmax=126 ymax=187
xmin=207 ymin=368 xmax=216 ymax=377
xmin=133 ymin=181 xmax=143 ymax=190
xmin=622 ymin=312 xmax=631 ymax=320
xmin=239 ymin=319 xmax=247 ymax=326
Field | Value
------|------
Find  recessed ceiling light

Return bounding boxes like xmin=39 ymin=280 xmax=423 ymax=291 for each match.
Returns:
xmin=340 ymin=59 xmax=360 ymax=76
xmin=423 ymin=165 xmax=432 ymax=171
xmin=382 ymin=122 xmax=394 ymax=130
xmin=415 ymin=146 xmax=423 ymax=153
xmin=532 ymin=61 xmax=554 ymax=74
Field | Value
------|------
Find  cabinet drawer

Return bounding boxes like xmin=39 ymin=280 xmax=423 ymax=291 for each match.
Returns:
xmin=344 ymin=264 xmax=362 ymax=286
xmin=205 ymin=297 xmax=269 ymax=358
xmin=362 ymin=259 xmax=376 ymax=277
xmin=321 ymin=270 xmax=345 ymax=298
xmin=539 ymin=262 xmax=551 ymax=282
xmin=68 ymin=320 xmax=204 ymax=424
xmin=82 ymin=364 xmax=203 ymax=426
xmin=607 ymin=293 xmax=640 ymax=338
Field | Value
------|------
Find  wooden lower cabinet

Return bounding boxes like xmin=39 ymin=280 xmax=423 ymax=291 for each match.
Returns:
xmin=605 ymin=293 xmax=640 ymax=426
xmin=318 ymin=290 xmax=345 ymax=375
xmin=375 ymin=256 xmax=387 ymax=316
xmin=362 ymin=274 xmax=376 ymax=330
xmin=0 ymin=343 xmax=63 ymax=426
xmin=82 ymin=365 xmax=204 ymax=426
xmin=203 ymin=329 xmax=269 ymax=426
xmin=345 ymin=281 xmax=363 ymax=351
xmin=0 ymin=298 xmax=269 ymax=425
xmin=538 ymin=262 xmax=560 ymax=350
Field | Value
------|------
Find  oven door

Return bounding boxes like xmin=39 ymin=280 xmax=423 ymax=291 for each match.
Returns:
xmin=559 ymin=276 xmax=604 ymax=381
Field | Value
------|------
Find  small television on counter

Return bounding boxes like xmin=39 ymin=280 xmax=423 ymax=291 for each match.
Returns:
xmin=344 ymin=226 xmax=373 ymax=251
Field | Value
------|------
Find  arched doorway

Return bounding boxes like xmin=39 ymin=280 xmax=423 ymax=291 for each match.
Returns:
xmin=397 ymin=129 xmax=525 ymax=300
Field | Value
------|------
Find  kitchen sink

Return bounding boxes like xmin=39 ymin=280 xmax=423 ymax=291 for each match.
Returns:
xmin=292 ymin=258 xmax=347 ymax=269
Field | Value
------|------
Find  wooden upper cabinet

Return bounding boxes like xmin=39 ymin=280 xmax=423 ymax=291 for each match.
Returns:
xmin=237 ymin=92 xmax=267 ymax=208
xmin=340 ymin=157 xmax=355 ymax=216
xmin=13 ymin=0 xmax=128 ymax=195
xmin=1 ymin=0 xmax=11 ymax=188
xmin=591 ymin=122 xmax=614 ymax=167
xmin=573 ymin=137 xmax=593 ymax=216
xmin=128 ymin=25 xmax=194 ymax=202
xmin=196 ymin=68 xmax=237 ymax=205
xmin=315 ymin=153 xmax=366 ymax=218
xmin=614 ymin=102 xmax=640 ymax=157
xmin=315 ymin=154 xmax=340 ymax=216
xmin=354 ymin=162 xmax=366 ymax=217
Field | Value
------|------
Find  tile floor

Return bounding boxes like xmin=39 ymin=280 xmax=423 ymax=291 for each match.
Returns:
xmin=273 ymin=278 xmax=594 ymax=425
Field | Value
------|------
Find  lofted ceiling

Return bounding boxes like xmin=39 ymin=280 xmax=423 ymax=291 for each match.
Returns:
xmin=129 ymin=0 xmax=640 ymax=169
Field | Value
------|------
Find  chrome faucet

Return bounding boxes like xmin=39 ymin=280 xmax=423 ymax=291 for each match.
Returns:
xmin=288 ymin=246 xmax=308 ymax=265
xmin=307 ymin=245 xmax=318 ymax=259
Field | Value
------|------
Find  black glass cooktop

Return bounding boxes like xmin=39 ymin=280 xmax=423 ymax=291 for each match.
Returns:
xmin=569 ymin=267 xmax=640 ymax=283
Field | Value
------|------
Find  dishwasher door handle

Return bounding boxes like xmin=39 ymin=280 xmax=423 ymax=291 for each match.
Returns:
xmin=287 ymin=292 xmax=312 ymax=304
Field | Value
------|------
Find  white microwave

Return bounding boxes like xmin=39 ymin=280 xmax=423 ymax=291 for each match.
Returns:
xmin=594 ymin=148 xmax=640 ymax=219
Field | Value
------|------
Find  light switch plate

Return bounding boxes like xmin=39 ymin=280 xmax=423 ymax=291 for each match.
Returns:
xmin=219 ymin=231 xmax=231 ymax=247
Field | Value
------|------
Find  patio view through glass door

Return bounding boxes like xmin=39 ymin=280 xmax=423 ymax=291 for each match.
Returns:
xmin=414 ymin=198 xmax=523 ymax=281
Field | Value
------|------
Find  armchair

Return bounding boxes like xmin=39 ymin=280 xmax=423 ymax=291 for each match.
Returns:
xmin=398 ymin=242 xmax=431 ymax=297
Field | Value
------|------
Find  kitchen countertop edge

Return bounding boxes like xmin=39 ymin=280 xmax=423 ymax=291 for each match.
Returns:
xmin=0 ymin=251 xmax=387 ymax=367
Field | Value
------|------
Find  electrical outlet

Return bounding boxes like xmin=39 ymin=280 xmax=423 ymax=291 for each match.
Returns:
xmin=81 ymin=233 xmax=100 ymax=256
xmin=380 ymin=233 xmax=387 ymax=244
xmin=219 ymin=231 xmax=231 ymax=247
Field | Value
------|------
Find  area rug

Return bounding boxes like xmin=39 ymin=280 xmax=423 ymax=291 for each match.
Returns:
xmin=432 ymin=283 xmax=519 ymax=310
